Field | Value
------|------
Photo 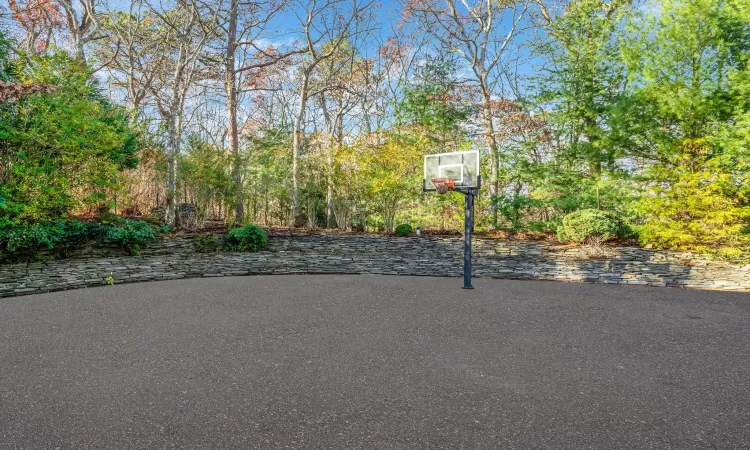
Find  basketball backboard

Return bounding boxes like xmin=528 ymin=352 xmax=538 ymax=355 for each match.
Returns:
xmin=423 ymin=150 xmax=480 ymax=192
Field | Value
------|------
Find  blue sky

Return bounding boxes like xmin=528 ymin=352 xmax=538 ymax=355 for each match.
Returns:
xmin=256 ymin=0 xmax=545 ymax=93
xmin=0 ymin=0 xmax=546 ymax=97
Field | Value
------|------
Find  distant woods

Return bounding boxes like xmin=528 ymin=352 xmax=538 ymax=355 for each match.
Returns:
xmin=0 ymin=0 xmax=748 ymax=258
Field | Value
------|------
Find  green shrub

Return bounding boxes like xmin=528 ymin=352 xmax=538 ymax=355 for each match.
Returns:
xmin=50 ymin=220 xmax=92 ymax=257
xmin=557 ymin=209 xmax=620 ymax=244
xmin=0 ymin=220 xmax=97 ymax=261
xmin=635 ymin=168 xmax=750 ymax=253
xmin=0 ymin=221 xmax=66 ymax=255
xmin=224 ymin=224 xmax=268 ymax=252
xmin=0 ymin=218 xmax=166 ymax=261
xmin=193 ymin=233 xmax=220 ymax=253
xmin=103 ymin=219 xmax=159 ymax=255
xmin=394 ymin=223 xmax=413 ymax=236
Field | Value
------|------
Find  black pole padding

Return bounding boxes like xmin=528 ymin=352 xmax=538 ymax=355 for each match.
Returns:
xmin=463 ymin=191 xmax=474 ymax=289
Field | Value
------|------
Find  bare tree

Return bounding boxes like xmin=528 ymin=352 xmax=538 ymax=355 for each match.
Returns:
xmin=218 ymin=0 xmax=297 ymax=225
xmin=287 ymin=0 xmax=375 ymax=226
xmin=96 ymin=2 xmax=167 ymax=119
xmin=314 ymin=38 xmax=375 ymax=227
xmin=140 ymin=0 xmax=220 ymax=226
xmin=57 ymin=0 xmax=102 ymax=63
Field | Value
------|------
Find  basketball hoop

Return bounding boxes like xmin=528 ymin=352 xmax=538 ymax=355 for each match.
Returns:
xmin=424 ymin=150 xmax=481 ymax=289
xmin=431 ymin=178 xmax=455 ymax=194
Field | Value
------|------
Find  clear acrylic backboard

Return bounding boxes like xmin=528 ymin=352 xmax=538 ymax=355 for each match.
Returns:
xmin=423 ymin=150 xmax=480 ymax=192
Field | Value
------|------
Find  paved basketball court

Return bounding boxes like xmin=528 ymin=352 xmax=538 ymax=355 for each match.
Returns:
xmin=1 ymin=275 xmax=749 ymax=449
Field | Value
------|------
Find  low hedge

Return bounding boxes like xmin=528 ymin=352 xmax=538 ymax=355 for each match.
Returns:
xmin=0 ymin=218 xmax=169 ymax=262
xmin=557 ymin=209 xmax=620 ymax=244
xmin=224 ymin=224 xmax=268 ymax=252
xmin=394 ymin=224 xmax=413 ymax=236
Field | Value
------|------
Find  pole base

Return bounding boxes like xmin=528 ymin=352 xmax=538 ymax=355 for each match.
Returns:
xmin=462 ymin=285 xmax=474 ymax=290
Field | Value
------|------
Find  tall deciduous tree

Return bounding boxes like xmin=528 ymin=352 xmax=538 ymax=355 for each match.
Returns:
xmin=57 ymin=0 xmax=100 ymax=63
xmin=217 ymin=0 xmax=291 ymax=225
xmin=142 ymin=1 xmax=220 ymax=226
xmin=97 ymin=3 xmax=167 ymax=119
xmin=314 ymin=38 xmax=372 ymax=227
xmin=288 ymin=0 xmax=374 ymax=226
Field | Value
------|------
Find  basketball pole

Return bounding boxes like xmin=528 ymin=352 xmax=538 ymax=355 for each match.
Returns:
xmin=462 ymin=189 xmax=475 ymax=290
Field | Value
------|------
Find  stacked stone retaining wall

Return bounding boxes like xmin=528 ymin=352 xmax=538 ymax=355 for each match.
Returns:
xmin=1 ymin=234 xmax=748 ymax=297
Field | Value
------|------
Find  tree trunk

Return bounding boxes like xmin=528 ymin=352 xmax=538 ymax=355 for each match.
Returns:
xmin=264 ymin=194 xmax=269 ymax=225
xmin=291 ymin=76 xmax=309 ymax=227
xmin=226 ymin=0 xmax=244 ymax=225
xmin=165 ymin=111 xmax=181 ymax=227
xmin=291 ymin=124 xmax=302 ymax=226
xmin=321 ymin=97 xmax=340 ymax=229
xmin=326 ymin=150 xmax=335 ymax=228
xmin=481 ymin=88 xmax=499 ymax=228
xmin=164 ymin=51 xmax=187 ymax=228
xmin=74 ymin=37 xmax=86 ymax=64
